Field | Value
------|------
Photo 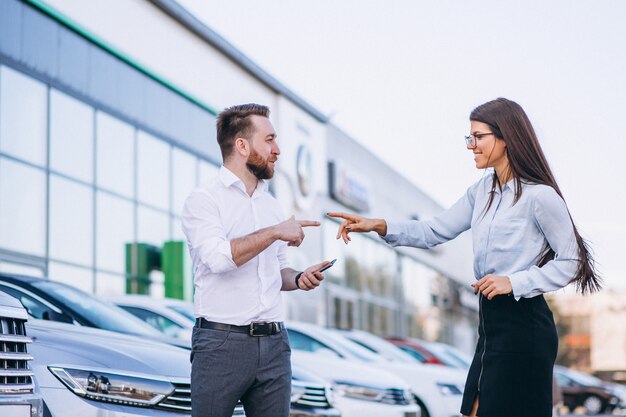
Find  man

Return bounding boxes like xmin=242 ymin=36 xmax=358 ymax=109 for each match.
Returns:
xmin=182 ymin=103 xmax=329 ymax=417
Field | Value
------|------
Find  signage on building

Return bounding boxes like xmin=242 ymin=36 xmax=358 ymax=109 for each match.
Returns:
xmin=328 ymin=161 xmax=370 ymax=212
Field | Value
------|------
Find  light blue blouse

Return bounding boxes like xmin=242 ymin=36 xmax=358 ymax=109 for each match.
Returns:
xmin=383 ymin=174 xmax=579 ymax=300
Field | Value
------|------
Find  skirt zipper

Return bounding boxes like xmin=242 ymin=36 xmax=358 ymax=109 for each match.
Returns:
xmin=478 ymin=292 xmax=486 ymax=392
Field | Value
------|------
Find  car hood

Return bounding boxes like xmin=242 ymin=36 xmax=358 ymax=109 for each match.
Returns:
xmin=27 ymin=319 xmax=191 ymax=386
xmin=291 ymin=350 xmax=409 ymax=389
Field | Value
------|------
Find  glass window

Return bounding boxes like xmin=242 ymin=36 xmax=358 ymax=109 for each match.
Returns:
xmin=198 ymin=160 xmax=219 ymax=185
xmin=0 ymin=283 xmax=65 ymax=321
xmin=95 ymin=271 xmax=126 ymax=296
xmin=0 ymin=66 xmax=47 ymax=166
xmin=96 ymin=192 xmax=134 ymax=273
xmin=0 ymin=262 xmax=44 ymax=277
xmin=287 ymin=329 xmax=341 ymax=358
xmin=172 ymin=148 xmax=197 ymax=215
xmin=49 ymin=176 xmax=93 ymax=266
xmin=137 ymin=206 xmax=170 ymax=246
xmin=29 ymin=279 xmax=162 ymax=337
xmin=96 ymin=111 xmax=134 ymax=198
xmin=49 ymin=89 xmax=94 ymax=182
xmin=137 ymin=131 xmax=170 ymax=210
xmin=0 ymin=158 xmax=46 ymax=256
xmin=48 ymin=262 xmax=94 ymax=294
xmin=120 ymin=306 xmax=185 ymax=337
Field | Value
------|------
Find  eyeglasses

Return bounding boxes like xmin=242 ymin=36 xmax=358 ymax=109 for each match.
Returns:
xmin=464 ymin=132 xmax=495 ymax=147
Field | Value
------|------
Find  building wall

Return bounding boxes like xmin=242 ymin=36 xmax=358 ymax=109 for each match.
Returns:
xmin=0 ymin=0 xmax=477 ymax=347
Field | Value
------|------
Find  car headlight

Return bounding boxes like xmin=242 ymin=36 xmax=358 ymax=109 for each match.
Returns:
xmin=49 ymin=365 xmax=174 ymax=407
xmin=437 ymin=382 xmax=463 ymax=396
xmin=333 ymin=381 xmax=386 ymax=402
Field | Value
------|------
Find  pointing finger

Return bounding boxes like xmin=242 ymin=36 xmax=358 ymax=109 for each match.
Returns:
xmin=298 ymin=220 xmax=321 ymax=227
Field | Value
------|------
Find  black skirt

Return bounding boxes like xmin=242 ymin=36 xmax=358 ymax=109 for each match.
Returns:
xmin=460 ymin=293 xmax=558 ymax=417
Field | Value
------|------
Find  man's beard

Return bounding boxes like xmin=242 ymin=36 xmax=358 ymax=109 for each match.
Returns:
xmin=246 ymin=148 xmax=275 ymax=180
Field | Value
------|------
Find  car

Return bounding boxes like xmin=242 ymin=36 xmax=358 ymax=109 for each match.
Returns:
xmin=387 ymin=338 xmax=473 ymax=370
xmin=23 ymin=313 xmax=339 ymax=417
xmin=554 ymin=365 xmax=621 ymax=414
xmin=385 ymin=338 xmax=447 ymax=366
xmin=0 ymin=291 xmax=44 ymax=417
xmin=105 ymin=295 xmax=194 ymax=341
xmin=0 ymin=273 xmax=190 ymax=349
xmin=26 ymin=317 xmax=240 ymax=416
xmin=288 ymin=321 xmax=436 ymax=417
xmin=330 ymin=328 xmax=467 ymax=417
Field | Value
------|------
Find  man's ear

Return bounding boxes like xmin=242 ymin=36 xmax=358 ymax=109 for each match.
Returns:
xmin=234 ymin=137 xmax=249 ymax=156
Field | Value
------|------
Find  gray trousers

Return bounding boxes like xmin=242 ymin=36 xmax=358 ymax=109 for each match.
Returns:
xmin=190 ymin=326 xmax=292 ymax=417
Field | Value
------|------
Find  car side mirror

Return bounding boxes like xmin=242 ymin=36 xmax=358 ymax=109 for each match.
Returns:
xmin=42 ymin=310 xmax=74 ymax=323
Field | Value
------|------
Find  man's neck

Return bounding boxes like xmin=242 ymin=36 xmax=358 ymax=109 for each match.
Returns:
xmin=224 ymin=162 xmax=259 ymax=197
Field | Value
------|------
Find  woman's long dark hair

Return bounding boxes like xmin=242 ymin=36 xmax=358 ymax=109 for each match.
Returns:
xmin=470 ymin=98 xmax=601 ymax=294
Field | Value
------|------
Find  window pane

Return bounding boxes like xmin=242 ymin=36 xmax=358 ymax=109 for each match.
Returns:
xmin=0 ymin=66 xmax=47 ymax=166
xmin=0 ymin=158 xmax=46 ymax=256
xmin=49 ymin=176 xmax=93 ymax=266
xmin=50 ymin=89 xmax=94 ymax=182
xmin=96 ymin=111 xmax=134 ymax=198
xmin=96 ymin=192 xmax=134 ymax=273
xmin=95 ymin=271 xmax=126 ymax=296
xmin=198 ymin=160 xmax=219 ymax=185
xmin=0 ymin=262 xmax=44 ymax=277
xmin=137 ymin=206 xmax=169 ymax=246
xmin=137 ymin=131 xmax=170 ymax=210
xmin=172 ymin=148 xmax=197 ymax=215
xmin=48 ymin=262 xmax=93 ymax=294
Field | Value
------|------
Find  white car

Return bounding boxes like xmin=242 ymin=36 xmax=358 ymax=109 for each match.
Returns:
xmin=334 ymin=329 xmax=467 ymax=417
xmin=287 ymin=322 xmax=420 ymax=417
xmin=105 ymin=295 xmax=194 ymax=341
xmin=288 ymin=321 xmax=464 ymax=417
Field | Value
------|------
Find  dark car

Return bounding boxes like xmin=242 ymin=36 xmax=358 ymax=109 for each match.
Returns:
xmin=0 ymin=273 xmax=189 ymax=349
xmin=554 ymin=365 xmax=621 ymax=414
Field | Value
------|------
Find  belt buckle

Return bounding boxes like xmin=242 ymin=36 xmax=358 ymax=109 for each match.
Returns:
xmin=249 ymin=322 xmax=279 ymax=336
xmin=249 ymin=322 xmax=266 ymax=337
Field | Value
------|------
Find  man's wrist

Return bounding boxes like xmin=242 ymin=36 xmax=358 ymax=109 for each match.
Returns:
xmin=294 ymin=272 xmax=303 ymax=289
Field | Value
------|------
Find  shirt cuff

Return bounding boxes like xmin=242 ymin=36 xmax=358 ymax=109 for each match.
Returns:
xmin=381 ymin=220 xmax=401 ymax=244
xmin=202 ymin=240 xmax=237 ymax=273
xmin=508 ymin=271 xmax=527 ymax=301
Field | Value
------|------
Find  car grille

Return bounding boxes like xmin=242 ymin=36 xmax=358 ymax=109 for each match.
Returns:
xmin=381 ymin=387 xmax=411 ymax=405
xmin=156 ymin=381 xmax=244 ymax=415
xmin=292 ymin=381 xmax=333 ymax=408
xmin=0 ymin=317 xmax=34 ymax=394
xmin=157 ymin=381 xmax=191 ymax=413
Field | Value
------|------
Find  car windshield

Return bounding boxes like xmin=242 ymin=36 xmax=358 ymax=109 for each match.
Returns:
xmin=320 ymin=329 xmax=383 ymax=363
xmin=167 ymin=304 xmax=195 ymax=322
xmin=426 ymin=343 xmax=472 ymax=368
xmin=30 ymin=280 xmax=163 ymax=337
xmin=346 ymin=334 xmax=417 ymax=364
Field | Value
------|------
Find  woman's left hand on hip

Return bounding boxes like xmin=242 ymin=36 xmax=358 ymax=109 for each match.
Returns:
xmin=473 ymin=274 xmax=512 ymax=300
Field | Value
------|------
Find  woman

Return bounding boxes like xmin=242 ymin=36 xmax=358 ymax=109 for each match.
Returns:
xmin=328 ymin=98 xmax=600 ymax=417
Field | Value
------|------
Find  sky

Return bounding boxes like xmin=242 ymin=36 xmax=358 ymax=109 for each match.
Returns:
xmin=176 ymin=0 xmax=626 ymax=290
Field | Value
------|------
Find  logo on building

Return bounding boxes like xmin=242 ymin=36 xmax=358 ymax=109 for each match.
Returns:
xmin=296 ymin=144 xmax=313 ymax=197
xmin=328 ymin=161 xmax=370 ymax=212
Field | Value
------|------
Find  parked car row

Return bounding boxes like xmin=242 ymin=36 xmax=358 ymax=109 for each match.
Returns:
xmin=2 ymin=272 xmax=625 ymax=417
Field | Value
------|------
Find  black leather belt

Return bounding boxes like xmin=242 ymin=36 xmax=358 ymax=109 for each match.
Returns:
xmin=195 ymin=318 xmax=283 ymax=336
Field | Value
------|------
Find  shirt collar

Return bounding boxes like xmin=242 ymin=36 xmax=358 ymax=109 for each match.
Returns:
xmin=219 ymin=166 xmax=268 ymax=194
xmin=494 ymin=177 xmax=516 ymax=194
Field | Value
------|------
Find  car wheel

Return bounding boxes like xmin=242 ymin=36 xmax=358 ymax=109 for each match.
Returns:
xmin=582 ymin=395 xmax=603 ymax=415
xmin=413 ymin=395 xmax=430 ymax=417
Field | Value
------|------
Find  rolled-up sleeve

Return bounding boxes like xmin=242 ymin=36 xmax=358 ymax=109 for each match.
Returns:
xmin=382 ymin=182 xmax=477 ymax=249
xmin=181 ymin=191 xmax=237 ymax=274
xmin=509 ymin=187 xmax=579 ymax=300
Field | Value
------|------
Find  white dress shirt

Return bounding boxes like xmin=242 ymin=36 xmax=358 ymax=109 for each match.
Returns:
xmin=383 ymin=173 xmax=579 ymax=300
xmin=181 ymin=166 xmax=289 ymax=325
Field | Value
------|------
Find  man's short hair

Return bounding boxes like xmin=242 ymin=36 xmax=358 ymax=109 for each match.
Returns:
xmin=216 ymin=103 xmax=270 ymax=161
